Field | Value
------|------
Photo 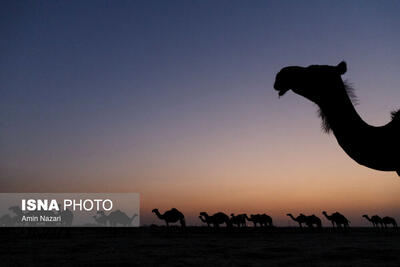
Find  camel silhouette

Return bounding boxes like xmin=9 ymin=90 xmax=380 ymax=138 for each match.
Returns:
xmin=199 ymin=212 xmax=231 ymax=228
xmin=230 ymin=213 xmax=247 ymax=227
xmin=287 ymin=213 xmax=321 ymax=228
xmin=260 ymin=214 xmax=274 ymax=227
xmin=108 ymin=210 xmax=137 ymax=227
xmin=382 ymin=216 xmax=397 ymax=228
xmin=362 ymin=215 xmax=383 ymax=228
xmin=93 ymin=211 xmax=109 ymax=226
xmin=322 ymin=211 xmax=350 ymax=228
xmin=244 ymin=214 xmax=261 ymax=227
xmin=287 ymin=213 xmax=307 ymax=228
xmin=305 ymin=214 xmax=322 ymax=228
xmin=244 ymin=214 xmax=273 ymax=227
xmin=152 ymin=208 xmax=185 ymax=227
xmin=274 ymin=61 xmax=400 ymax=176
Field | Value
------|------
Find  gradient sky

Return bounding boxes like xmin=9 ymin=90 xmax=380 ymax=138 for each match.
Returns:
xmin=1 ymin=0 xmax=400 ymax=226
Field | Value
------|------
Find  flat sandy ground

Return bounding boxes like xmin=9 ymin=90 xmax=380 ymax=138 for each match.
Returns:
xmin=1 ymin=227 xmax=399 ymax=266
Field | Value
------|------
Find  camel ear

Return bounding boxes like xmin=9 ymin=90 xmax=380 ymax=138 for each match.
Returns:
xmin=337 ymin=61 xmax=347 ymax=75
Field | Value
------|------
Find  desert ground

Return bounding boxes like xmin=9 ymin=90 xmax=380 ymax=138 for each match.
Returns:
xmin=1 ymin=227 xmax=400 ymax=266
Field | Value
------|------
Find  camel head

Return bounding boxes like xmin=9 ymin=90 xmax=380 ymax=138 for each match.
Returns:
xmin=274 ymin=61 xmax=347 ymax=104
xmin=322 ymin=211 xmax=327 ymax=215
xmin=151 ymin=209 xmax=158 ymax=214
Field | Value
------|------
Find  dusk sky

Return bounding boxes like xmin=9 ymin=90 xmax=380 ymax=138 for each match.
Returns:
xmin=1 ymin=1 xmax=400 ymax=226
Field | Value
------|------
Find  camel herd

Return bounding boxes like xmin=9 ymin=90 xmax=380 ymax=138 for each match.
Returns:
xmin=152 ymin=208 xmax=398 ymax=229
xmin=362 ymin=215 xmax=398 ymax=228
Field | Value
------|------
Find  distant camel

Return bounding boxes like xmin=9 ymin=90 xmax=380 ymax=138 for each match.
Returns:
xmin=244 ymin=214 xmax=261 ymax=227
xmin=199 ymin=212 xmax=231 ymax=228
xmin=274 ymin=61 xmax=400 ymax=176
xmin=305 ymin=214 xmax=322 ymax=228
xmin=362 ymin=215 xmax=383 ymax=228
xmin=230 ymin=214 xmax=247 ymax=227
xmin=245 ymin=214 xmax=273 ymax=227
xmin=93 ymin=211 xmax=108 ymax=226
xmin=152 ymin=208 xmax=185 ymax=227
xmin=108 ymin=210 xmax=138 ymax=227
xmin=287 ymin=213 xmax=307 ymax=228
xmin=322 ymin=211 xmax=350 ymax=228
xmin=382 ymin=216 xmax=397 ymax=228
xmin=261 ymin=214 xmax=274 ymax=227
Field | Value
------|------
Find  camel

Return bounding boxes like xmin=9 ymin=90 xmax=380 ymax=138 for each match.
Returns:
xmin=245 ymin=214 xmax=273 ymax=227
xmin=93 ymin=211 xmax=109 ymax=226
xmin=152 ymin=208 xmax=185 ymax=227
xmin=322 ymin=211 xmax=350 ymax=228
xmin=362 ymin=215 xmax=383 ymax=228
xmin=381 ymin=216 xmax=397 ymax=228
xmin=260 ymin=214 xmax=274 ymax=227
xmin=108 ymin=210 xmax=138 ymax=227
xmin=287 ymin=213 xmax=307 ymax=228
xmin=244 ymin=214 xmax=260 ymax=227
xmin=230 ymin=213 xmax=247 ymax=227
xmin=199 ymin=212 xmax=231 ymax=228
xmin=305 ymin=214 xmax=322 ymax=228
xmin=274 ymin=61 xmax=400 ymax=176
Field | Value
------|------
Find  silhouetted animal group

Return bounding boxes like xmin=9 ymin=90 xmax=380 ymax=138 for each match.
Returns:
xmin=362 ymin=214 xmax=398 ymax=228
xmin=152 ymin=208 xmax=398 ymax=230
xmin=198 ymin=212 xmax=273 ymax=228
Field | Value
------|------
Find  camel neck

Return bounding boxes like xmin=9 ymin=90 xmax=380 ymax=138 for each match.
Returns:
xmin=318 ymin=85 xmax=368 ymax=136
